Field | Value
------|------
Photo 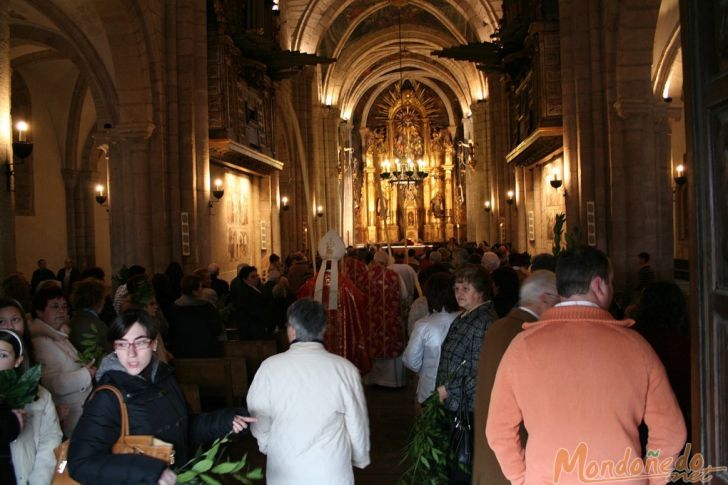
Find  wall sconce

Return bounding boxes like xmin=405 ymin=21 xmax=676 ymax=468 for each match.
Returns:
xmin=316 ymin=205 xmax=324 ymax=218
xmin=506 ymin=190 xmax=515 ymax=205
xmin=484 ymin=200 xmax=492 ymax=212
xmin=549 ymin=171 xmax=563 ymax=189
xmin=212 ymin=178 xmax=225 ymax=200
xmin=95 ymin=184 xmax=108 ymax=206
xmin=281 ymin=196 xmax=290 ymax=211
xmin=208 ymin=178 xmax=225 ymax=213
xmin=674 ymin=164 xmax=686 ymax=187
xmin=5 ymin=121 xmax=34 ymax=191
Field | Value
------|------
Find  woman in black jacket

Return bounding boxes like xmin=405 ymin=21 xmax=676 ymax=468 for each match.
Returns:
xmin=68 ymin=310 xmax=254 ymax=484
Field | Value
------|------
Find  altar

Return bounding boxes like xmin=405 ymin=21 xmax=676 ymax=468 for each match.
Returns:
xmin=355 ymin=81 xmax=462 ymax=244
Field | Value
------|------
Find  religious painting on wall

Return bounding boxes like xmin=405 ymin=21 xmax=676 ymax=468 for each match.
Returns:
xmin=224 ymin=172 xmax=252 ymax=263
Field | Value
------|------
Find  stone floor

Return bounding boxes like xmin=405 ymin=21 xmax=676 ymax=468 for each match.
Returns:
xmin=230 ymin=377 xmax=418 ymax=484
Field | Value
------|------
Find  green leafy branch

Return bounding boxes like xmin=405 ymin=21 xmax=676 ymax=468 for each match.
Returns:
xmin=399 ymin=360 xmax=467 ymax=484
xmin=398 ymin=391 xmax=452 ymax=484
xmin=552 ymin=213 xmax=583 ymax=256
xmin=175 ymin=432 xmax=263 ymax=484
xmin=76 ymin=323 xmax=104 ymax=366
xmin=0 ymin=364 xmax=42 ymax=409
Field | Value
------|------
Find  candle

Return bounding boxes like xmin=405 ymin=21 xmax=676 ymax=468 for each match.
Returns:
xmin=382 ymin=160 xmax=391 ymax=172
xmin=394 ymin=159 xmax=401 ymax=172
xmin=507 ymin=190 xmax=514 ymax=198
xmin=281 ymin=196 xmax=289 ymax=206
xmin=16 ymin=121 xmax=28 ymax=142
xmin=407 ymin=158 xmax=414 ymax=171
xmin=676 ymin=164 xmax=684 ymax=177
xmin=95 ymin=184 xmax=105 ymax=197
xmin=214 ymin=178 xmax=223 ymax=191
xmin=417 ymin=159 xmax=426 ymax=172
xmin=484 ymin=200 xmax=491 ymax=210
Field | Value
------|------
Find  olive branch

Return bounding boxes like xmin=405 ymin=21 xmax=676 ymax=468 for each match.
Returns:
xmin=175 ymin=432 xmax=263 ymax=484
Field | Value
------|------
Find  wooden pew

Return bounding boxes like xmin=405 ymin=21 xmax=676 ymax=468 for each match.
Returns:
xmin=172 ymin=357 xmax=248 ymax=408
xmin=222 ymin=340 xmax=278 ymax=383
xmin=179 ymin=382 xmax=201 ymax=414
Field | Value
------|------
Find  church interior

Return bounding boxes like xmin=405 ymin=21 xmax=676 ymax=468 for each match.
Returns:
xmin=0 ymin=0 xmax=726 ymax=479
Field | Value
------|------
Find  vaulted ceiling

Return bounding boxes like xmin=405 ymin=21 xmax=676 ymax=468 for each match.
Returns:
xmin=280 ymin=0 xmax=502 ymax=128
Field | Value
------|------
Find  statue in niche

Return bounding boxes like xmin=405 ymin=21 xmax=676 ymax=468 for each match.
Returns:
xmin=367 ymin=127 xmax=386 ymax=155
xmin=393 ymin=107 xmax=423 ymax=160
xmin=442 ymin=129 xmax=453 ymax=149
xmin=431 ymin=127 xmax=444 ymax=152
xmin=430 ymin=191 xmax=445 ymax=219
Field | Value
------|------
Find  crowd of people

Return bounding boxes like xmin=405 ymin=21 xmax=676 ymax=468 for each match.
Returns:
xmin=0 ymin=239 xmax=691 ymax=484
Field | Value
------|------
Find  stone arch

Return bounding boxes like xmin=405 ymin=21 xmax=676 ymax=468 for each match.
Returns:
xmin=87 ymin=0 xmax=157 ymax=128
xmin=613 ymin=0 xmax=662 ymax=101
xmin=291 ymin=0 xmax=498 ymax=53
xmin=321 ymin=23 xmax=481 ymax=106
xmin=341 ymin=56 xmax=472 ymax=118
xmin=359 ymin=76 xmax=458 ymax=128
xmin=9 ymin=22 xmax=118 ymax=127
xmin=651 ymin=0 xmax=681 ymax=97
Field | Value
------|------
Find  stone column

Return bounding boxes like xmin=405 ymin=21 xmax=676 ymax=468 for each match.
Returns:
xmin=613 ymin=98 xmax=674 ymax=281
xmin=467 ymin=100 xmax=488 ymax=242
xmin=0 ymin=0 xmax=16 ymax=275
xmin=444 ymin=145 xmax=454 ymax=239
xmin=77 ymin=169 xmax=97 ymax=268
xmin=61 ymin=168 xmax=80 ymax=263
xmin=365 ymin=151 xmax=377 ymax=243
xmin=106 ymin=124 xmax=155 ymax=273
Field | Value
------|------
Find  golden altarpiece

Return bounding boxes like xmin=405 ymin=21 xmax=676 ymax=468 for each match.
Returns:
xmin=356 ymin=81 xmax=461 ymax=244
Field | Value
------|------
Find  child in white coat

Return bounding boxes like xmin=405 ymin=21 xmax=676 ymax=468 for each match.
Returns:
xmin=0 ymin=328 xmax=62 ymax=484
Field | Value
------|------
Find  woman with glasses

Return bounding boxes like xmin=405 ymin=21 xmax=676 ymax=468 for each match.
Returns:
xmin=29 ymin=286 xmax=93 ymax=436
xmin=68 ymin=310 xmax=254 ymax=484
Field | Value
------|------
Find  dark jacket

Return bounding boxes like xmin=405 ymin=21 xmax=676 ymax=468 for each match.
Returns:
xmin=472 ymin=307 xmax=536 ymax=485
xmin=232 ymin=282 xmax=273 ymax=340
xmin=30 ymin=268 xmax=55 ymax=294
xmin=68 ymin=355 xmax=243 ymax=484
xmin=435 ymin=301 xmax=497 ymax=413
xmin=57 ymin=267 xmax=81 ymax=293
xmin=168 ymin=295 xmax=222 ymax=358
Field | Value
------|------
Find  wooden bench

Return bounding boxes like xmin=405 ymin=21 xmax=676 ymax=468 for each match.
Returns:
xmin=222 ymin=339 xmax=278 ymax=383
xmin=172 ymin=357 xmax=248 ymax=408
xmin=178 ymin=382 xmax=201 ymax=414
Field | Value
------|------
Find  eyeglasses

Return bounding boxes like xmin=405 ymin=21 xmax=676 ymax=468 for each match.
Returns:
xmin=113 ymin=338 xmax=152 ymax=352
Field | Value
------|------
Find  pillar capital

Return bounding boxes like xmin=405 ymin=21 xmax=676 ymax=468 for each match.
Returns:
xmin=92 ymin=122 xmax=156 ymax=147
xmin=614 ymin=97 xmax=659 ymax=120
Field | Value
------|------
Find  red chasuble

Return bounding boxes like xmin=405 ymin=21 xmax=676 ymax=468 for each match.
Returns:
xmin=297 ymin=271 xmax=372 ymax=374
xmin=343 ymin=256 xmax=369 ymax=291
xmin=365 ymin=265 xmax=405 ymax=358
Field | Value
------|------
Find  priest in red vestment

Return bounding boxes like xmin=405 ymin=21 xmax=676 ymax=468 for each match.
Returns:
xmin=364 ymin=249 xmax=407 ymax=387
xmin=343 ymin=249 xmax=369 ymax=290
xmin=297 ymin=230 xmax=371 ymax=374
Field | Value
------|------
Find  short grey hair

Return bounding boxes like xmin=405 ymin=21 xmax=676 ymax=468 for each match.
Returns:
xmin=481 ymin=252 xmax=500 ymax=272
xmin=429 ymin=250 xmax=443 ymax=263
xmin=518 ymin=270 xmax=557 ymax=306
xmin=287 ymin=298 xmax=327 ymax=342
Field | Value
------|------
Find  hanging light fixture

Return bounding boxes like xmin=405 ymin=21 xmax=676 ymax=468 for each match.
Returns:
xmin=379 ymin=3 xmax=427 ymax=187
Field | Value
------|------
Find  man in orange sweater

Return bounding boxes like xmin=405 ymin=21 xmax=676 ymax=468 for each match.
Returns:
xmin=486 ymin=247 xmax=686 ymax=485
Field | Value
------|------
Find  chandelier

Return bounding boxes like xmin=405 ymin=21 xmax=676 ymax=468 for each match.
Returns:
xmin=380 ymin=157 xmax=428 ymax=184
xmin=378 ymin=3 xmax=428 ymax=186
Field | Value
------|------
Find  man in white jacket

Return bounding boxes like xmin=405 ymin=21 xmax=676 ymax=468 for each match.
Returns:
xmin=247 ymin=298 xmax=370 ymax=485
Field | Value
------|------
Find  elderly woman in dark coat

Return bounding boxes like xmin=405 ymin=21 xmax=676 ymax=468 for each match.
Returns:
xmin=435 ymin=265 xmax=498 ymax=483
xmin=68 ymin=310 xmax=254 ymax=484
